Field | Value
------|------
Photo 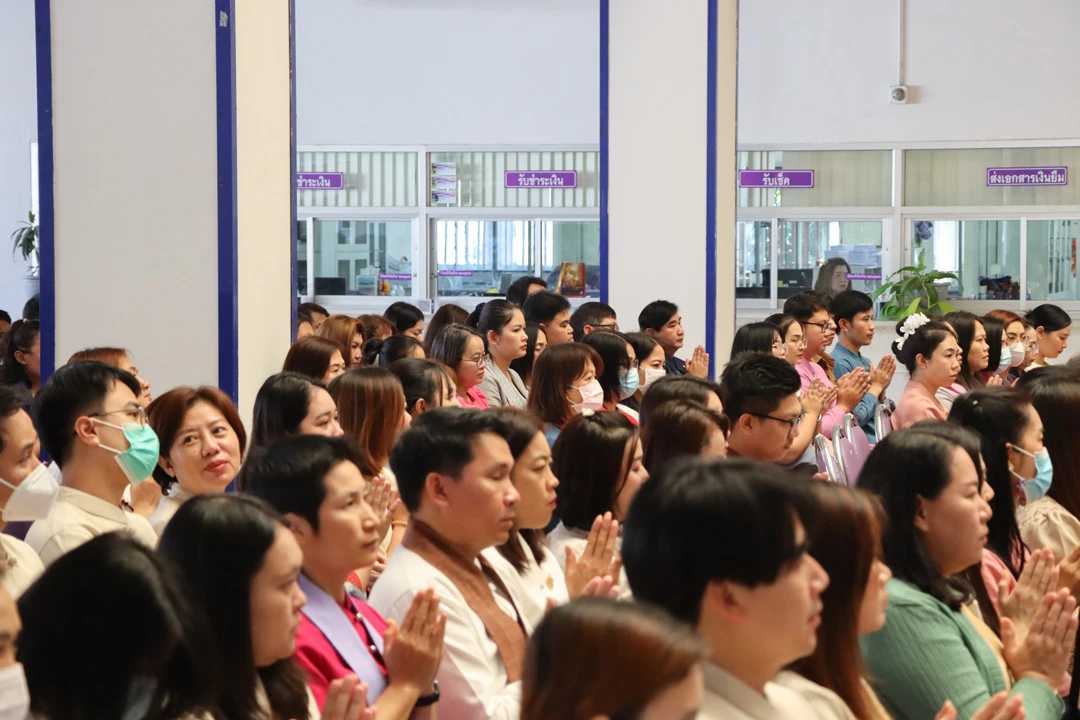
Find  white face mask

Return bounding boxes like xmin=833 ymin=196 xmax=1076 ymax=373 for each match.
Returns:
xmin=0 ymin=663 xmax=30 ymax=720
xmin=997 ymin=347 xmax=1014 ymax=374
xmin=1009 ymin=342 xmax=1025 ymax=367
xmin=0 ymin=464 xmax=59 ymax=522
xmin=640 ymin=367 xmax=666 ymax=393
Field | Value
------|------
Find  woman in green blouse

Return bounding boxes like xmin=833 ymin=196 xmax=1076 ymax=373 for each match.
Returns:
xmin=857 ymin=423 xmax=1074 ymax=720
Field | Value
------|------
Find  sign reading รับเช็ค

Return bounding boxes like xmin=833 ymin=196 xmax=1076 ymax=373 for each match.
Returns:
xmin=296 ymin=172 xmax=345 ymax=190
xmin=504 ymin=171 xmax=578 ymax=189
xmin=986 ymin=167 xmax=1068 ymax=187
xmin=738 ymin=170 xmax=815 ymax=188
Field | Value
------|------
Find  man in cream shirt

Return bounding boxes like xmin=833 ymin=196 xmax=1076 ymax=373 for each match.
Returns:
xmin=370 ymin=408 xmax=526 ymax=720
xmin=623 ymin=458 xmax=845 ymax=720
xmin=27 ymin=361 xmax=158 ymax=565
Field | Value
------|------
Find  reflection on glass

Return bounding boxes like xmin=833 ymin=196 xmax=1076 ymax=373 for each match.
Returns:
xmin=780 ymin=221 xmax=883 ymax=300
xmin=541 ymin=221 xmax=600 ymax=298
xmin=1027 ymin=220 xmax=1080 ymax=301
xmin=735 ymin=221 xmax=771 ymax=299
xmin=311 ymin=219 xmax=413 ymax=296
xmin=913 ymin=220 xmax=1020 ymax=300
xmin=435 ymin=220 xmax=536 ymax=297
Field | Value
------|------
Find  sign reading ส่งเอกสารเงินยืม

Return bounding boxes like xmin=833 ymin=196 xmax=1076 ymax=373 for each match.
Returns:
xmin=738 ymin=170 xmax=815 ymax=188
xmin=986 ymin=166 xmax=1068 ymax=187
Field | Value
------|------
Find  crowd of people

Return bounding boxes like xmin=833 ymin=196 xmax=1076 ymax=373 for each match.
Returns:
xmin=1 ymin=274 xmax=1079 ymax=720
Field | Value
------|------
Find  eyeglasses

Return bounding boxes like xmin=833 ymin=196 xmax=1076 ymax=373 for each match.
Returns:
xmin=88 ymin=404 xmax=148 ymax=428
xmin=803 ymin=321 xmax=837 ymax=332
xmin=594 ymin=322 xmax=620 ymax=331
xmin=748 ymin=411 xmax=804 ymax=436
xmin=623 ymin=358 xmax=640 ymax=370
xmin=464 ymin=353 xmax=489 ymax=368
xmin=772 ymin=341 xmax=786 ymax=352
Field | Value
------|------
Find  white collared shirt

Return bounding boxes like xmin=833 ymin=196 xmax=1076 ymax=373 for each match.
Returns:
xmin=368 ymin=546 xmax=522 ymax=720
xmin=148 ymin=484 xmax=194 ymax=536
xmin=483 ymin=534 xmax=569 ymax=634
xmin=0 ymin=534 xmax=44 ymax=598
xmin=25 ymin=486 xmax=158 ymax=566
xmin=700 ymin=663 xmax=828 ymax=720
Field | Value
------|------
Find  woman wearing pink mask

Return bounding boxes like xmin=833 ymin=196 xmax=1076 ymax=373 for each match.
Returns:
xmin=528 ymin=343 xmax=605 ymax=448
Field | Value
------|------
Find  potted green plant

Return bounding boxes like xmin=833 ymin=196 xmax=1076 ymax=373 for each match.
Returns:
xmin=871 ymin=253 xmax=958 ymax=320
xmin=10 ymin=211 xmax=39 ymax=300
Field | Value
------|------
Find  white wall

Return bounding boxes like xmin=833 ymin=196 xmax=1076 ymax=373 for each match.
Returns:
xmin=738 ymin=0 xmax=1080 ymax=145
xmin=296 ymin=0 xmax=600 ymax=146
xmin=0 ymin=0 xmax=36 ymax=318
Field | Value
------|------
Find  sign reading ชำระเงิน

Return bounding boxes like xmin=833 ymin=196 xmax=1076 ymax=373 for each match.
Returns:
xmin=986 ymin=167 xmax=1068 ymax=187
xmin=846 ymin=273 xmax=882 ymax=281
xmin=738 ymin=170 xmax=815 ymax=188
xmin=504 ymin=171 xmax=578 ymax=189
xmin=296 ymin=172 xmax=345 ymax=190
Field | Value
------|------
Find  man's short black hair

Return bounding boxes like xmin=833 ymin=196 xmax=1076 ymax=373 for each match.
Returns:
xmin=569 ymin=302 xmax=617 ymax=342
xmin=241 ymin=435 xmax=367 ymax=532
xmin=638 ymin=300 xmax=678 ymax=332
xmin=0 ymin=384 xmax=30 ymax=455
xmin=22 ymin=295 xmax=39 ymax=322
xmin=0 ymin=310 xmax=10 ymax=324
xmin=390 ymin=407 xmax=511 ymax=512
xmin=782 ymin=291 xmax=833 ymax=324
xmin=298 ymin=302 xmax=329 ymax=318
xmin=522 ymin=291 xmax=571 ymax=326
xmin=623 ymin=457 xmax=814 ymax=625
xmin=506 ymin=276 xmax=548 ymax=308
xmin=718 ymin=352 xmax=801 ymax=420
xmin=35 ymin=360 xmax=142 ymax=469
xmin=831 ymin=290 xmax=874 ymax=326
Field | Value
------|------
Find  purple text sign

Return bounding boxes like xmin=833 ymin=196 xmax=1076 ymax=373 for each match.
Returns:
xmin=296 ymin=172 xmax=345 ymax=190
xmin=738 ymin=170 xmax=815 ymax=189
xmin=438 ymin=270 xmax=474 ymax=277
xmin=846 ymin=273 xmax=882 ymax=281
xmin=986 ymin=166 xmax=1068 ymax=187
xmin=504 ymin=171 xmax=578 ymax=189
xmin=378 ymin=273 xmax=412 ymax=281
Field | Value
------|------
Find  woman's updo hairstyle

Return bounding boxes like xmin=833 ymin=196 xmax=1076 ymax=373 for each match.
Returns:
xmin=891 ymin=318 xmax=956 ymax=373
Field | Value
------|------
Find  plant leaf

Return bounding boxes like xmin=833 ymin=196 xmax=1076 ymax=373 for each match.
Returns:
xmin=938 ymin=300 xmax=957 ymax=314
xmin=902 ymin=297 xmax=924 ymax=318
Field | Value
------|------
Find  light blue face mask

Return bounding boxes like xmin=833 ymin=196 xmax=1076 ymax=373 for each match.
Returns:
xmin=618 ymin=368 xmax=640 ymax=400
xmin=92 ymin=419 xmax=161 ymax=485
xmin=1012 ymin=445 xmax=1053 ymax=503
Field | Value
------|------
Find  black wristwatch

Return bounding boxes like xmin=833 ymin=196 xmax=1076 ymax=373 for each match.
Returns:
xmin=415 ymin=680 xmax=440 ymax=708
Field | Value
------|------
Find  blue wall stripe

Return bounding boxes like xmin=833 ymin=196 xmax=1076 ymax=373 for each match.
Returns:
xmin=598 ymin=0 xmax=609 ymax=305
xmin=289 ymin=0 xmax=298 ymax=339
xmin=704 ymin=0 xmax=719 ymax=379
xmin=34 ymin=0 xmax=55 ymax=381
xmin=215 ymin=0 xmax=239 ymax=403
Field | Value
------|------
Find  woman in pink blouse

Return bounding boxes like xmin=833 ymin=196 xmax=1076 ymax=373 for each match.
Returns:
xmin=428 ymin=322 xmax=490 ymax=409
xmin=890 ymin=314 xmax=962 ymax=430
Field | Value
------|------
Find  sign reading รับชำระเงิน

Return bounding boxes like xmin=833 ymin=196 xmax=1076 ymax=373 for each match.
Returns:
xmin=738 ymin=170 xmax=815 ymax=188
xmin=504 ymin=171 xmax=578 ymax=189
xmin=296 ymin=172 xmax=345 ymax=190
xmin=986 ymin=166 xmax=1068 ymax=187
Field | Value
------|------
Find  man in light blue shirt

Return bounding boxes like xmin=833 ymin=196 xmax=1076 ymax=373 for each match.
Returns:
xmin=830 ymin=290 xmax=895 ymax=443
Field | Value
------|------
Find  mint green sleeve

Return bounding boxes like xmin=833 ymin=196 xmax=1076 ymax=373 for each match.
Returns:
xmin=861 ymin=602 xmax=1063 ymax=720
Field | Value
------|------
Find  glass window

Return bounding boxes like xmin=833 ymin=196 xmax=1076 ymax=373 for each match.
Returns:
xmin=738 ymin=150 xmax=892 ymax=208
xmin=541 ymin=221 xmax=600 ymax=298
xmin=311 ymin=219 xmax=413 ymax=296
xmin=298 ymin=151 xmax=419 ymax=208
xmin=913 ymin=220 xmax=1021 ymax=300
xmin=905 ymin=147 xmax=1080 ymax=206
xmin=779 ymin=221 xmax=883 ymax=299
xmin=1027 ymin=219 xmax=1080 ymax=301
xmin=296 ymin=220 xmax=308 ymax=296
xmin=434 ymin=220 xmax=536 ymax=297
xmin=429 ymin=151 xmax=598 ymax=209
xmin=735 ymin=221 xmax=771 ymax=299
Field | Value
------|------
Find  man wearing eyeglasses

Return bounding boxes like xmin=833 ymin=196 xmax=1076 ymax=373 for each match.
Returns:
xmin=784 ymin=291 xmax=870 ymax=447
xmin=26 ymin=361 xmax=159 ymax=566
xmin=718 ymin=353 xmax=804 ymax=463
xmin=569 ymin=302 xmax=618 ymax=343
